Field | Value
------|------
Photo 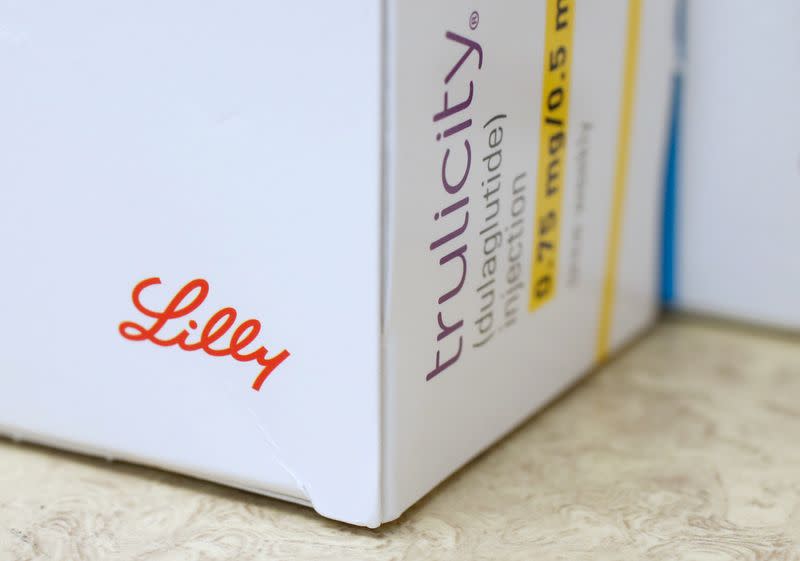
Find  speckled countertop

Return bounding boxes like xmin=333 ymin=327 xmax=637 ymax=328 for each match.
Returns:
xmin=2 ymin=315 xmax=800 ymax=560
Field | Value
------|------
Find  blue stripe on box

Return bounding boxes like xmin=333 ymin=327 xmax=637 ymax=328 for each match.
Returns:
xmin=660 ymin=72 xmax=681 ymax=305
xmin=661 ymin=0 xmax=686 ymax=306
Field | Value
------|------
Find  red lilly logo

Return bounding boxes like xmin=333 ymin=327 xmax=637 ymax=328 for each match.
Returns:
xmin=119 ymin=278 xmax=290 ymax=391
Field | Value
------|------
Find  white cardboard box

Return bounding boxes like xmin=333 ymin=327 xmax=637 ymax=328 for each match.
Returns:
xmin=670 ymin=0 xmax=800 ymax=329
xmin=0 ymin=0 xmax=675 ymax=526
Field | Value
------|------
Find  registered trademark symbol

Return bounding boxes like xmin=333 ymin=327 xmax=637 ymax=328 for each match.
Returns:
xmin=469 ymin=11 xmax=479 ymax=30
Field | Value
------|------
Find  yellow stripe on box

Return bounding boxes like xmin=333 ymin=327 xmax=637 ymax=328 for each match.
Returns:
xmin=596 ymin=0 xmax=643 ymax=360
xmin=529 ymin=0 xmax=574 ymax=311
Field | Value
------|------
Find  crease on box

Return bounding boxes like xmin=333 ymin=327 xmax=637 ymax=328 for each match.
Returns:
xmin=242 ymin=406 xmax=312 ymax=504
xmin=0 ymin=421 xmax=312 ymax=509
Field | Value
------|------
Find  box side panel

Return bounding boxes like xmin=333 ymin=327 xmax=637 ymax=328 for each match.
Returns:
xmin=676 ymin=0 xmax=800 ymax=328
xmin=612 ymin=0 xmax=678 ymax=347
xmin=383 ymin=0 xmax=676 ymax=521
xmin=0 ymin=1 xmax=382 ymax=526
